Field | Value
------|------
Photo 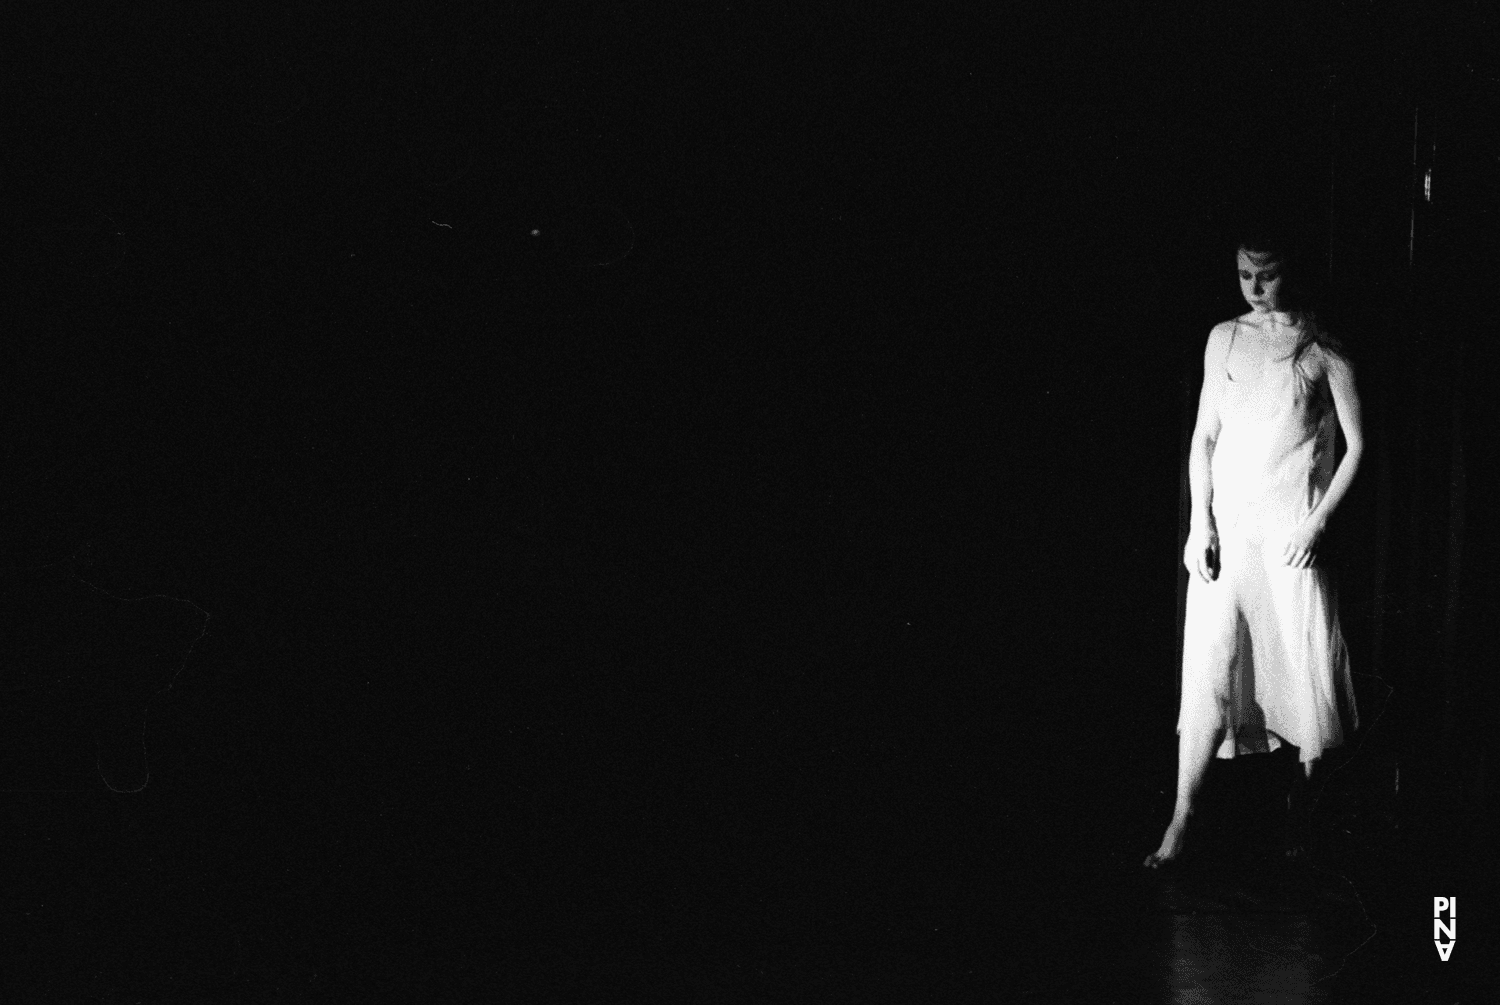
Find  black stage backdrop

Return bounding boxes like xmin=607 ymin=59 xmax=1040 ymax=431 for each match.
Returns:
xmin=1 ymin=3 xmax=1495 ymax=999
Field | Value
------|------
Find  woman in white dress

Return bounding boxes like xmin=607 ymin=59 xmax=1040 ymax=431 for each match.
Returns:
xmin=1145 ymin=233 xmax=1364 ymax=869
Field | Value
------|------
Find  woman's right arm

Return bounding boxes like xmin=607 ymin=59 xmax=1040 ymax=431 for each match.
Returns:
xmin=1188 ymin=326 xmax=1227 ymax=528
xmin=1185 ymin=326 xmax=1228 ymax=581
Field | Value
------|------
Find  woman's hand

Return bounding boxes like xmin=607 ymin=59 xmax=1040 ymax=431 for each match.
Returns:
xmin=1184 ymin=524 xmax=1220 ymax=583
xmin=1282 ymin=518 xmax=1324 ymax=569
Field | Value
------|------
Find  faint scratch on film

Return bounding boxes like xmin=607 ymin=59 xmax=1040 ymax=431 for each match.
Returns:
xmin=76 ymin=576 xmax=212 ymax=794
xmin=1311 ymin=669 xmax=1396 ymax=986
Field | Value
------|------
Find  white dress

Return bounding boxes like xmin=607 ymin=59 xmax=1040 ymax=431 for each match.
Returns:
xmin=1178 ymin=321 xmax=1359 ymax=767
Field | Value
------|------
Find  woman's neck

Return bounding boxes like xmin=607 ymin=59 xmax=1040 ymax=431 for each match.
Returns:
xmin=1250 ymin=307 xmax=1298 ymax=328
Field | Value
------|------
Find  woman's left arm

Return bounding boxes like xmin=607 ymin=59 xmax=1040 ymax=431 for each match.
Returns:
xmin=1284 ymin=352 xmax=1364 ymax=568
xmin=1313 ymin=352 xmax=1365 ymax=527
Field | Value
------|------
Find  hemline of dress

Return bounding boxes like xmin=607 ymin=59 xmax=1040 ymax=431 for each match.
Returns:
xmin=1174 ymin=723 xmax=1346 ymax=766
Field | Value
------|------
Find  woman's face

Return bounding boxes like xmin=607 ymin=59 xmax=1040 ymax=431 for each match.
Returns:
xmin=1237 ymin=249 xmax=1285 ymax=313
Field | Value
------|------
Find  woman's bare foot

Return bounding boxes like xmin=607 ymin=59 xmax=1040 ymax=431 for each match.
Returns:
xmin=1144 ymin=817 xmax=1188 ymax=868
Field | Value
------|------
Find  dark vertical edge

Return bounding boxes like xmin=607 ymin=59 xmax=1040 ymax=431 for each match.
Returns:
xmin=1326 ymin=68 xmax=1338 ymax=290
xmin=1401 ymin=100 xmax=1428 ymax=703
xmin=1435 ymin=105 xmax=1466 ymax=756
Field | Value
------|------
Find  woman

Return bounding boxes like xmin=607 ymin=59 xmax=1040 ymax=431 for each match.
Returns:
xmin=1145 ymin=233 xmax=1363 ymax=868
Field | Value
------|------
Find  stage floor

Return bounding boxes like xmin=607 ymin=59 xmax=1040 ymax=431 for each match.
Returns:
xmin=1 ymin=557 xmax=1491 ymax=1000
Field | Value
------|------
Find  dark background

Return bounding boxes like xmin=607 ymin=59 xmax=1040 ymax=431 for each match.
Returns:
xmin=1 ymin=2 xmax=1495 ymax=1000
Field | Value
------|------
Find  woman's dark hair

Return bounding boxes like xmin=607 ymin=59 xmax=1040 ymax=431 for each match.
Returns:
xmin=1236 ymin=229 xmax=1347 ymax=367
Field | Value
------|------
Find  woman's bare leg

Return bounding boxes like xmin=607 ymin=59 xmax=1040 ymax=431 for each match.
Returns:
xmin=1145 ymin=721 xmax=1226 ymax=868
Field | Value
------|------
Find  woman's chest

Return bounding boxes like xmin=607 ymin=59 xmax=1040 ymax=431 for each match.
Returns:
xmin=1227 ymin=333 xmax=1328 ymax=387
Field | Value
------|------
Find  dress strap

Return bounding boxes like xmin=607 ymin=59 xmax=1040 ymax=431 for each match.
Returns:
xmin=1225 ymin=321 xmax=1239 ymax=381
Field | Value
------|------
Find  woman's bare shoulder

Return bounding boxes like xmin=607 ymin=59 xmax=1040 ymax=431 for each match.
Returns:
xmin=1306 ymin=339 xmax=1353 ymax=378
xmin=1316 ymin=337 xmax=1351 ymax=365
xmin=1211 ymin=316 xmax=1250 ymax=338
xmin=1203 ymin=320 xmax=1237 ymax=355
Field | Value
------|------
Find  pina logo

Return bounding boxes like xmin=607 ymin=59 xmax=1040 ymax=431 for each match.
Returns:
xmin=1433 ymin=897 xmax=1456 ymax=961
